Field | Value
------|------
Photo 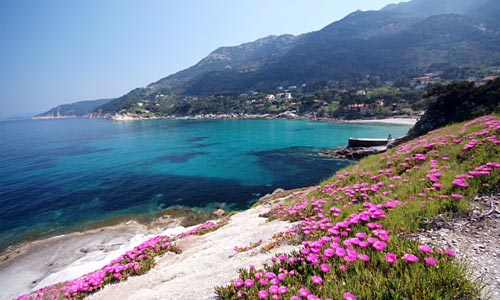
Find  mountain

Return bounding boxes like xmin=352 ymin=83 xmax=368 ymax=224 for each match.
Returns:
xmin=34 ymin=98 xmax=113 ymax=119
xmin=94 ymin=0 xmax=500 ymax=115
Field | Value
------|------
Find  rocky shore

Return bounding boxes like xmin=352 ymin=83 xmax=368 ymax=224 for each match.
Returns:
xmin=0 ymin=188 xmax=304 ymax=300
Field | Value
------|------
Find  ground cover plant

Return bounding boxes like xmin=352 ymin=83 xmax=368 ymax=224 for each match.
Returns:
xmin=16 ymin=219 xmax=227 ymax=300
xmin=215 ymin=115 xmax=500 ymax=300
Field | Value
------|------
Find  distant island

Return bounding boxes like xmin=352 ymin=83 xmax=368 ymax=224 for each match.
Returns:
xmin=33 ymin=98 xmax=112 ymax=119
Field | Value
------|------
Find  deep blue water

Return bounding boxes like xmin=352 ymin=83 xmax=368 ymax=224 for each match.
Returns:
xmin=0 ymin=118 xmax=411 ymax=249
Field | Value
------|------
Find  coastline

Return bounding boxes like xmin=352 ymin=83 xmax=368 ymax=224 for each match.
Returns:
xmin=44 ymin=112 xmax=419 ymax=126
xmin=0 ymin=187 xmax=302 ymax=300
xmin=0 ymin=205 xmax=217 ymax=299
xmin=2 ymin=116 xmax=419 ymax=299
xmin=0 ymin=218 xmax=192 ymax=299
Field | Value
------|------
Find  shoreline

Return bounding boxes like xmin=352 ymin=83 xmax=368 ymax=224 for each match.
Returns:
xmin=31 ymin=113 xmax=419 ymax=126
xmin=0 ymin=215 xmax=201 ymax=299
xmin=108 ymin=113 xmax=419 ymax=125
xmin=344 ymin=117 xmax=418 ymax=125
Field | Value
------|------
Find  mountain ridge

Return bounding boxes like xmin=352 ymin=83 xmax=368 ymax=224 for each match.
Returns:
xmin=35 ymin=0 xmax=500 ymax=117
xmin=34 ymin=98 xmax=113 ymax=119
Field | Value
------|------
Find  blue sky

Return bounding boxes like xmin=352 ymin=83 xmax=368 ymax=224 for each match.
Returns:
xmin=0 ymin=0 xmax=406 ymax=117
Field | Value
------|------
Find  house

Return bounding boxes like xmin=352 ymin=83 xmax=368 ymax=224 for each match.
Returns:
xmin=348 ymin=103 xmax=370 ymax=114
xmin=276 ymin=93 xmax=292 ymax=100
xmin=475 ymin=76 xmax=499 ymax=87
xmin=356 ymin=90 xmax=367 ymax=96
xmin=265 ymin=94 xmax=276 ymax=101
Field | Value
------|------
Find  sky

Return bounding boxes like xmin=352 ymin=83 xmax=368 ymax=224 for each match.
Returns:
xmin=0 ymin=0 xmax=406 ymax=118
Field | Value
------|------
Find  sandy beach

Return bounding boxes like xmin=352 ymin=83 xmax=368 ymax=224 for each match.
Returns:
xmin=346 ymin=117 xmax=418 ymax=125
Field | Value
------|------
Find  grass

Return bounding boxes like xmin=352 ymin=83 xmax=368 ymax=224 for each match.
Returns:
xmin=215 ymin=115 xmax=500 ymax=300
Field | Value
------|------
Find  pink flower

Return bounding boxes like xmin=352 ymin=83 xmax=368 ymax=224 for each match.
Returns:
xmin=324 ymin=248 xmax=334 ymax=257
xmin=344 ymin=255 xmax=357 ymax=263
xmin=385 ymin=253 xmax=397 ymax=263
xmin=291 ymin=297 xmax=301 ymax=300
xmin=424 ymin=257 xmax=438 ymax=266
xmin=320 ymin=264 xmax=331 ymax=273
xmin=432 ymin=183 xmax=443 ymax=189
xmin=373 ymin=241 xmax=387 ymax=251
xmin=402 ymin=253 xmax=419 ymax=263
xmin=244 ymin=279 xmax=254 ymax=287
xmin=299 ymin=288 xmax=310 ymax=297
xmin=452 ymin=179 xmax=469 ymax=187
xmin=418 ymin=245 xmax=433 ymax=253
xmin=451 ymin=194 xmax=463 ymax=199
xmin=278 ymin=286 xmax=287 ymax=294
xmin=344 ymin=292 xmax=357 ymax=300
xmin=340 ymin=264 xmax=348 ymax=271
xmin=269 ymin=285 xmax=279 ymax=294
xmin=258 ymin=290 xmax=269 ymax=299
xmin=358 ymin=254 xmax=370 ymax=262
xmin=311 ymin=276 xmax=323 ymax=285
xmin=234 ymin=279 xmax=243 ymax=287
xmin=446 ymin=249 xmax=456 ymax=257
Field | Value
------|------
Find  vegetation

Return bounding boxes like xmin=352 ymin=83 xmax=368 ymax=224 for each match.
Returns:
xmin=410 ymin=78 xmax=500 ymax=137
xmin=215 ymin=114 xmax=500 ymax=299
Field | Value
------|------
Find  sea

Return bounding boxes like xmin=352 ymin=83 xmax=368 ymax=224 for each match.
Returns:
xmin=0 ymin=118 xmax=412 ymax=250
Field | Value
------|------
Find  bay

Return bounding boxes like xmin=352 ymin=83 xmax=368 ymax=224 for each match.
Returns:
xmin=0 ymin=118 xmax=411 ymax=250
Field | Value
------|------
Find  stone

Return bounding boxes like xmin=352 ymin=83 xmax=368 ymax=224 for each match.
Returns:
xmin=211 ymin=209 xmax=225 ymax=218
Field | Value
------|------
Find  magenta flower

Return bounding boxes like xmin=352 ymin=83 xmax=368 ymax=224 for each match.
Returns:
xmin=452 ymin=179 xmax=469 ymax=187
xmin=324 ymin=248 xmax=334 ymax=257
xmin=278 ymin=286 xmax=287 ymax=294
xmin=373 ymin=241 xmax=387 ymax=251
xmin=258 ymin=290 xmax=268 ymax=299
xmin=269 ymin=285 xmax=279 ymax=294
xmin=385 ymin=253 xmax=397 ymax=264
xmin=234 ymin=279 xmax=244 ymax=287
xmin=311 ymin=276 xmax=323 ymax=285
xmin=446 ymin=249 xmax=456 ymax=257
xmin=320 ymin=263 xmax=331 ymax=273
xmin=432 ymin=183 xmax=443 ymax=189
xmin=244 ymin=279 xmax=255 ymax=287
xmin=299 ymin=288 xmax=310 ymax=297
xmin=418 ymin=245 xmax=433 ymax=253
xmin=358 ymin=253 xmax=370 ymax=262
xmin=290 ymin=297 xmax=301 ymax=300
xmin=424 ymin=257 xmax=438 ymax=266
xmin=402 ymin=253 xmax=419 ymax=262
xmin=344 ymin=292 xmax=357 ymax=300
xmin=340 ymin=264 xmax=348 ymax=271
xmin=451 ymin=194 xmax=463 ymax=199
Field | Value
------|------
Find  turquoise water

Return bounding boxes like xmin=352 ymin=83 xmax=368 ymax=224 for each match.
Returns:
xmin=0 ymin=118 xmax=411 ymax=249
